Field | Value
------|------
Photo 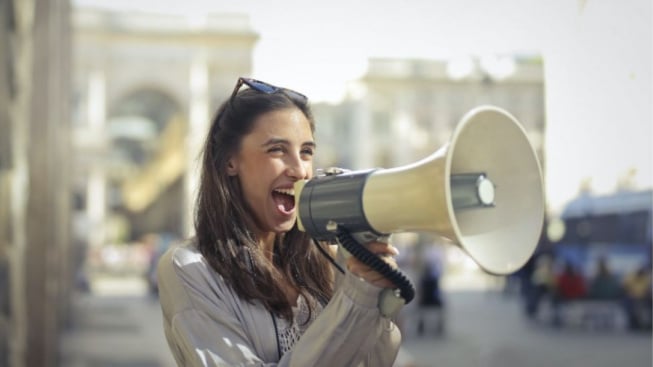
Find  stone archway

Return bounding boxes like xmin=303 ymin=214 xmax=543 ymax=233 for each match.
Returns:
xmin=106 ymin=88 xmax=186 ymax=241
xmin=110 ymin=88 xmax=180 ymax=134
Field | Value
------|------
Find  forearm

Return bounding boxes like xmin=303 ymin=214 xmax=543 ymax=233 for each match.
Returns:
xmin=280 ymin=271 xmax=401 ymax=367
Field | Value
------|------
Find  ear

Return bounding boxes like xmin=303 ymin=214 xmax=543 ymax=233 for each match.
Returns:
xmin=226 ymin=158 xmax=238 ymax=176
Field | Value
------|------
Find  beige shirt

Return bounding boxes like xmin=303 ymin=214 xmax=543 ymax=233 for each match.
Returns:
xmin=157 ymin=242 xmax=402 ymax=366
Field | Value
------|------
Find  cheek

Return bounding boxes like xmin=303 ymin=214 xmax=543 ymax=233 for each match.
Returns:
xmin=239 ymin=156 xmax=272 ymax=179
xmin=239 ymin=161 xmax=277 ymax=195
xmin=239 ymin=179 xmax=267 ymax=215
xmin=305 ymin=161 xmax=314 ymax=178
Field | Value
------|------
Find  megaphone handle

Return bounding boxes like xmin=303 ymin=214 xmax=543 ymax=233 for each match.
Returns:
xmin=336 ymin=229 xmax=416 ymax=309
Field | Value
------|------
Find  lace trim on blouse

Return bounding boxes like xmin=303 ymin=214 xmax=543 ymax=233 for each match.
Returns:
xmin=275 ymin=294 xmax=323 ymax=356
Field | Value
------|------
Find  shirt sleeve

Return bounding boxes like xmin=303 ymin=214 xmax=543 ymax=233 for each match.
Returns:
xmin=280 ymin=271 xmax=402 ymax=367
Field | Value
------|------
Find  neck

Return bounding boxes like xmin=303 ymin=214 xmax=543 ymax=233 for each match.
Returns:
xmin=258 ymin=231 xmax=298 ymax=306
xmin=258 ymin=231 xmax=277 ymax=261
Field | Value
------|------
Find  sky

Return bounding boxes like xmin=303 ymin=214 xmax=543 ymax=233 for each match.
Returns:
xmin=75 ymin=0 xmax=652 ymax=214
xmin=76 ymin=0 xmax=555 ymax=102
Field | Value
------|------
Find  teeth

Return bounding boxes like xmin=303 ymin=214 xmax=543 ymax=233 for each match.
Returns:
xmin=273 ymin=188 xmax=294 ymax=196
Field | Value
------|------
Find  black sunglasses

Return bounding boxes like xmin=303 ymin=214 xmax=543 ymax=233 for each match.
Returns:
xmin=231 ymin=77 xmax=308 ymax=103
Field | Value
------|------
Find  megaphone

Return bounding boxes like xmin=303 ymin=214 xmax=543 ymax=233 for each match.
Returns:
xmin=294 ymin=105 xmax=544 ymax=309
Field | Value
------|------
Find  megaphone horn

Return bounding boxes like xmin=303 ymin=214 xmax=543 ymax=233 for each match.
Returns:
xmin=295 ymin=105 xmax=544 ymax=277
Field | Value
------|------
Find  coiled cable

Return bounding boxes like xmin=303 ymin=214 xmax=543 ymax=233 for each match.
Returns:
xmin=336 ymin=228 xmax=416 ymax=304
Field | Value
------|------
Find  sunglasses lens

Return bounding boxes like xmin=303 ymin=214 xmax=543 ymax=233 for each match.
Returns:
xmin=283 ymin=90 xmax=308 ymax=102
xmin=237 ymin=78 xmax=307 ymax=102
xmin=248 ymin=80 xmax=277 ymax=94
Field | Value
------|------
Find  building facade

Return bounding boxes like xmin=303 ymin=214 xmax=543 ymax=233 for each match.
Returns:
xmin=72 ymin=8 xmax=259 ymax=248
xmin=314 ymin=56 xmax=545 ymax=171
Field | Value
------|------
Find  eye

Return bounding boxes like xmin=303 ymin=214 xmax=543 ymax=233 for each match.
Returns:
xmin=301 ymin=147 xmax=315 ymax=156
xmin=267 ymin=146 xmax=285 ymax=154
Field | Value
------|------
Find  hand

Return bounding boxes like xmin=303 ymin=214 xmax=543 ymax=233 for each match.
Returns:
xmin=346 ymin=240 xmax=400 ymax=288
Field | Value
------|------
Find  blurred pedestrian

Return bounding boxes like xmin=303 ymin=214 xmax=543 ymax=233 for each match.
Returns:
xmin=156 ymin=77 xmax=403 ymax=366
xmin=525 ymin=253 xmax=554 ymax=318
xmin=587 ymin=257 xmax=621 ymax=300
xmin=622 ymin=265 xmax=652 ymax=330
xmin=552 ymin=261 xmax=586 ymax=326
xmin=554 ymin=261 xmax=587 ymax=300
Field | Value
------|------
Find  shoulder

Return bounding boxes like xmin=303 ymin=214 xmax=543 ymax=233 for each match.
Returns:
xmin=157 ymin=239 xmax=232 ymax=293
xmin=157 ymin=239 xmax=237 ymax=315
xmin=156 ymin=239 xmax=224 ymax=299
xmin=158 ymin=239 xmax=206 ymax=277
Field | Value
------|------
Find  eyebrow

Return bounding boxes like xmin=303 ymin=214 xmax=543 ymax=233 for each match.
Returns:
xmin=261 ymin=138 xmax=316 ymax=149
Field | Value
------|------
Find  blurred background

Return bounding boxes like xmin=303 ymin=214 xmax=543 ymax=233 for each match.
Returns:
xmin=0 ymin=0 xmax=651 ymax=366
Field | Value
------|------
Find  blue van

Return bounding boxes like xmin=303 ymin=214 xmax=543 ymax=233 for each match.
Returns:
xmin=552 ymin=189 xmax=651 ymax=278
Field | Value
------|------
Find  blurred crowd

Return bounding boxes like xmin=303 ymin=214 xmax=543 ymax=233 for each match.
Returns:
xmin=521 ymin=253 xmax=652 ymax=330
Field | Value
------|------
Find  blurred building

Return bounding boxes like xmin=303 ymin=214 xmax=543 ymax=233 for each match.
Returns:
xmin=314 ymin=56 xmax=545 ymax=170
xmin=71 ymin=7 xmax=258 ymax=248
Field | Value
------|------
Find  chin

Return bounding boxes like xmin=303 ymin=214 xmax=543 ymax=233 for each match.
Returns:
xmin=272 ymin=218 xmax=297 ymax=234
xmin=274 ymin=224 xmax=295 ymax=234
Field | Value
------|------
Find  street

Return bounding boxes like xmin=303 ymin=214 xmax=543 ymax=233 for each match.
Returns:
xmin=59 ymin=276 xmax=652 ymax=367
xmin=400 ymin=291 xmax=651 ymax=367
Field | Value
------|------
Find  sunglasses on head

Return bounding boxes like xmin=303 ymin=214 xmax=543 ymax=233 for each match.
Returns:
xmin=231 ymin=77 xmax=308 ymax=103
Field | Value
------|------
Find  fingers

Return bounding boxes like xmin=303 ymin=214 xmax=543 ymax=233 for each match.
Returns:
xmin=350 ymin=266 xmax=397 ymax=288
xmin=365 ymin=241 xmax=400 ymax=257
xmin=346 ymin=241 xmax=400 ymax=288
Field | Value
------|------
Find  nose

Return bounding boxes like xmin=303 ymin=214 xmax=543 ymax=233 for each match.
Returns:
xmin=286 ymin=155 xmax=309 ymax=180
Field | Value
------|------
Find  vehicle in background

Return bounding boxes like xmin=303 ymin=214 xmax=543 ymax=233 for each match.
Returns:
xmin=532 ymin=189 xmax=652 ymax=329
xmin=551 ymin=189 xmax=651 ymax=279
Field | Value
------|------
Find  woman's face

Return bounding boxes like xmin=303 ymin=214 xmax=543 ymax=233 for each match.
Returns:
xmin=228 ymin=107 xmax=315 ymax=234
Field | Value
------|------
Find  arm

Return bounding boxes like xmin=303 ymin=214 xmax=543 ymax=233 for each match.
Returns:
xmin=280 ymin=270 xmax=401 ymax=367
xmin=278 ymin=243 xmax=401 ymax=366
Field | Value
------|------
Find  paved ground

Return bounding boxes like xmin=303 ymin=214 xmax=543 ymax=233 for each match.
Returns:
xmin=399 ymin=291 xmax=652 ymax=367
xmin=59 ymin=275 xmax=652 ymax=367
xmin=60 ymin=276 xmax=176 ymax=367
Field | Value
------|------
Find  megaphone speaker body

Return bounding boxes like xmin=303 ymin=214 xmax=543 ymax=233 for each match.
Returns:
xmin=295 ymin=105 xmax=545 ymax=275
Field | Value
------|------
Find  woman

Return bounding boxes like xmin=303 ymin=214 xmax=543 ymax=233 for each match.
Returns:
xmin=157 ymin=77 xmax=403 ymax=366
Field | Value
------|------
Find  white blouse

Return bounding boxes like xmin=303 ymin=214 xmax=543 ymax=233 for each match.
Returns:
xmin=157 ymin=242 xmax=402 ymax=366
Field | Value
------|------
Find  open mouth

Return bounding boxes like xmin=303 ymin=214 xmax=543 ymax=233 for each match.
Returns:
xmin=272 ymin=188 xmax=295 ymax=214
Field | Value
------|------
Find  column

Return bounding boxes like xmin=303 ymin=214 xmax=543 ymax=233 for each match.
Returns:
xmin=184 ymin=48 xmax=209 ymax=236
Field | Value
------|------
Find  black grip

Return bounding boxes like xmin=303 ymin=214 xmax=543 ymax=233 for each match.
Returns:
xmin=336 ymin=228 xmax=416 ymax=304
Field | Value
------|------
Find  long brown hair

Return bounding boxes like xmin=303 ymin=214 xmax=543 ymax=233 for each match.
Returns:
xmin=195 ymin=87 xmax=334 ymax=321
